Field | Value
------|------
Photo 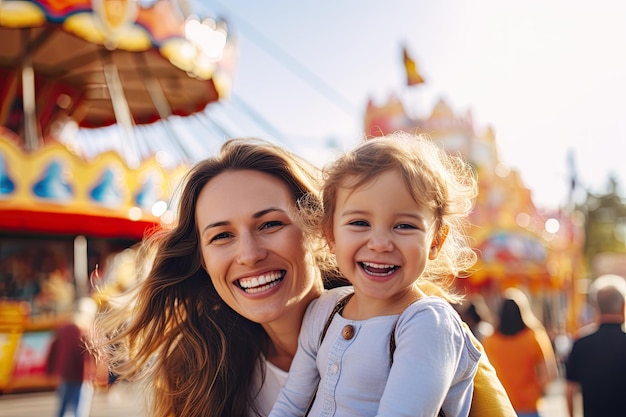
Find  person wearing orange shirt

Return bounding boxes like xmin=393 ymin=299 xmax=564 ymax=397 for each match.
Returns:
xmin=483 ymin=288 xmax=558 ymax=417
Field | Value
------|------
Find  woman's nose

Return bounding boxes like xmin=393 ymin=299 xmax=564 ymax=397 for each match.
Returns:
xmin=236 ymin=233 xmax=268 ymax=265
xmin=367 ymin=230 xmax=394 ymax=252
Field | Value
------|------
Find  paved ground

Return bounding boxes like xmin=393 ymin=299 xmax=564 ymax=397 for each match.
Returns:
xmin=0 ymin=378 xmax=579 ymax=417
xmin=0 ymin=381 xmax=146 ymax=417
xmin=540 ymin=378 xmax=582 ymax=417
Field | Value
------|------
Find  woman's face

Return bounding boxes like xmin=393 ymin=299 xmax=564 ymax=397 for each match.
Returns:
xmin=196 ymin=170 xmax=321 ymax=325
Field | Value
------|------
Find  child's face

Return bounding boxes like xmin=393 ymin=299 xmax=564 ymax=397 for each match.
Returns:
xmin=330 ymin=169 xmax=441 ymax=305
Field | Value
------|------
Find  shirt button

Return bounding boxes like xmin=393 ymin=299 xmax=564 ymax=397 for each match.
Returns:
xmin=342 ymin=324 xmax=355 ymax=340
xmin=330 ymin=363 xmax=339 ymax=375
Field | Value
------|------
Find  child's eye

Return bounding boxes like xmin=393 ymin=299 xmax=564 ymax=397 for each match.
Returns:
xmin=348 ymin=220 xmax=369 ymax=227
xmin=396 ymin=223 xmax=418 ymax=230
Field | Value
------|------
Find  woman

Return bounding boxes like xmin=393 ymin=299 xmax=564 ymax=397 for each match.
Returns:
xmin=92 ymin=137 xmax=514 ymax=417
xmin=94 ymin=137 xmax=329 ymax=417
xmin=483 ymin=287 xmax=558 ymax=417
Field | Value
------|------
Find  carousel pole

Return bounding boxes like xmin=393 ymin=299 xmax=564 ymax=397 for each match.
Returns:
xmin=101 ymin=50 xmax=140 ymax=168
xmin=93 ymin=0 xmax=141 ymax=168
xmin=74 ymin=235 xmax=89 ymax=298
xmin=134 ymin=53 xmax=194 ymax=163
xmin=21 ymin=28 xmax=41 ymax=151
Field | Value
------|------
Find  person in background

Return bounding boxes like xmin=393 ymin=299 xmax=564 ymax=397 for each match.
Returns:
xmin=483 ymin=287 xmax=558 ymax=417
xmin=47 ymin=299 xmax=96 ymax=417
xmin=270 ymin=133 xmax=480 ymax=416
xmin=455 ymin=295 xmax=494 ymax=342
xmin=91 ymin=138 xmax=515 ymax=417
xmin=565 ymin=274 xmax=626 ymax=417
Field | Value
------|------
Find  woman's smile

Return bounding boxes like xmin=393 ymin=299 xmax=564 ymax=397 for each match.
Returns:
xmin=237 ymin=270 xmax=286 ymax=294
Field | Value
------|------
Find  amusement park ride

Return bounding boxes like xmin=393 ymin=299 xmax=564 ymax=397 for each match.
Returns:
xmin=0 ymin=0 xmax=236 ymax=392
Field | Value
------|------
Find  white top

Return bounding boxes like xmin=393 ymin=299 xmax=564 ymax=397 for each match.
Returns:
xmin=252 ymin=359 xmax=289 ymax=416
xmin=269 ymin=287 xmax=481 ymax=417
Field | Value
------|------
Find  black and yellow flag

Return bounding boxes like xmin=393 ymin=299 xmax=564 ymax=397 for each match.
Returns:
xmin=402 ymin=45 xmax=424 ymax=86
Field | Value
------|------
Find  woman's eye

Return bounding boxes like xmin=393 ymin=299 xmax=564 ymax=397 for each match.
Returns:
xmin=260 ymin=220 xmax=285 ymax=230
xmin=209 ymin=232 xmax=232 ymax=243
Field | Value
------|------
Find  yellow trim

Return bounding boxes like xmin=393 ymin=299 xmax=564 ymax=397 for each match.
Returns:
xmin=0 ymin=1 xmax=46 ymax=28
xmin=63 ymin=13 xmax=152 ymax=51
xmin=0 ymin=137 xmax=188 ymax=222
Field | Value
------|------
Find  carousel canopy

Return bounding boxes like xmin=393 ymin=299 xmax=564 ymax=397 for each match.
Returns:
xmin=0 ymin=0 xmax=236 ymax=239
xmin=0 ymin=0 xmax=235 ymax=132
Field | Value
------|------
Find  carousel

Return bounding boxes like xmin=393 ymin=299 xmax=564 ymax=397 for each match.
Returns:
xmin=0 ymin=0 xmax=236 ymax=392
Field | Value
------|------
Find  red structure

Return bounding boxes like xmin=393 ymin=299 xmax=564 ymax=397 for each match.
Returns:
xmin=0 ymin=0 xmax=236 ymax=392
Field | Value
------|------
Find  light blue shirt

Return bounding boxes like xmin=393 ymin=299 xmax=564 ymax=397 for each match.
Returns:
xmin=269 ymin=287 xmax=481 ymax=417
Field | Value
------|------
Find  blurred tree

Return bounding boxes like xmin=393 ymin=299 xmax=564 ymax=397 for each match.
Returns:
xmin=579 ymin=175 xmax=626 ymax=277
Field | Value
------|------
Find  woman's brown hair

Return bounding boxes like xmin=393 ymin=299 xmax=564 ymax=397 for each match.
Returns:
xmin=92 ymin=138 xmax=324 ymax=417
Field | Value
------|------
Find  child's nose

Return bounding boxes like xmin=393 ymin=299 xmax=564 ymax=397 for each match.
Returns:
xmin=366 ymin=230 xmax=394 ymax=252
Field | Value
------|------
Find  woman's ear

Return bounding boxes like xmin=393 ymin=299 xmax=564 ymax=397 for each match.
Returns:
xmin=429 ymin=225 xmax=449 ymax=260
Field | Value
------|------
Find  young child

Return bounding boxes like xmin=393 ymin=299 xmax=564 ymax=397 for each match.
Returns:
xmin=269 ymin=132 xmax=481 ymax=417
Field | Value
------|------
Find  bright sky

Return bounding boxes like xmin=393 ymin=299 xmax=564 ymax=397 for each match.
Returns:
xmin=186 ymin=0 xmax=626 ymax=210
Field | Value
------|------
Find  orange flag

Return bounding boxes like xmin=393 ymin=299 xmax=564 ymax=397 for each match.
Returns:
xmin=402 ymin=46 xmax=424 ymax=86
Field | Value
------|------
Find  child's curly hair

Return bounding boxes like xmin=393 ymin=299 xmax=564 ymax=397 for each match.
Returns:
xmin=316 ymin=132 xmax=479 ymax=300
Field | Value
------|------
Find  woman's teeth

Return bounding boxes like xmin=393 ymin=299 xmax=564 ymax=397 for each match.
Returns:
xmin=238 ymin=271 xmax=284 ymax=293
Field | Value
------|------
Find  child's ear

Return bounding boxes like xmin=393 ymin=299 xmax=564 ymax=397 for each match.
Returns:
xmin=325 ymin=231 xmax=336 ymax=254
xmin=429 ymin=225 xmax=449 ymax=260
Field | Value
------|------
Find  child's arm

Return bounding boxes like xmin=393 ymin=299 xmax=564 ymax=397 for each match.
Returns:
xmin=377 ymin=299 xmax=481 ymax=417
